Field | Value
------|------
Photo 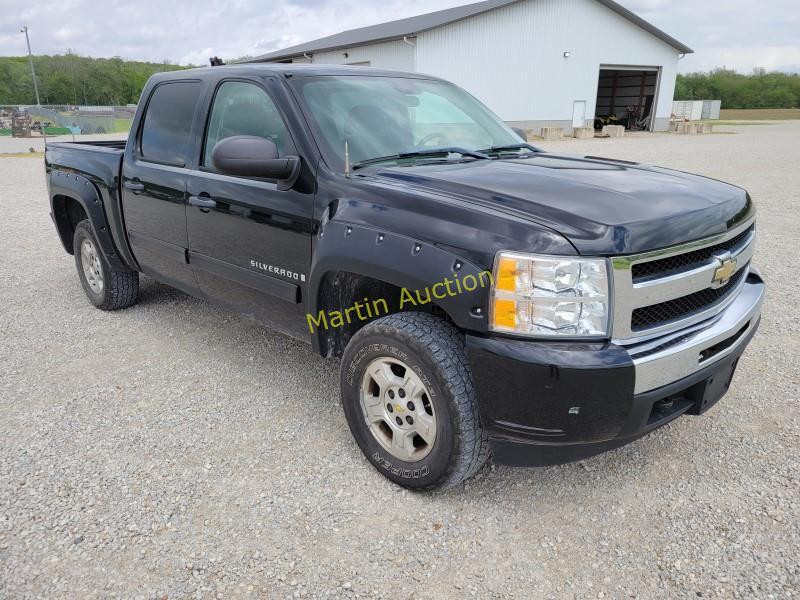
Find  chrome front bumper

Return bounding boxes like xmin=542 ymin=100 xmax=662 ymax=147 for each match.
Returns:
xmin=629 ymin=272 xmax=764 ymax=394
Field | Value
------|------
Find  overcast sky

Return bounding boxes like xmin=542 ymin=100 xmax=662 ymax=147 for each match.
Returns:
xmin=0 ymin=0 xmax=797 ymax=73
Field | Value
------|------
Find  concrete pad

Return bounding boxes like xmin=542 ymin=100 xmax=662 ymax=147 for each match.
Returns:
xmin=602 ymin=125 xmax=625 ymax=137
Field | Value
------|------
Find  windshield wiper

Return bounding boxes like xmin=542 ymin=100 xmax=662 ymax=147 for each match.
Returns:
xmin=478 ymin=143 xmax=542 ymax=155
xmin=351 ymin=147 xmax=489 ymax=170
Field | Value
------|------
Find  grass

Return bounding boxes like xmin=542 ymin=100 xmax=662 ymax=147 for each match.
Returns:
xmin=113 ymin=118 xmax=132 ymax=133
xmin=717 ymin=108 xmax=800 ymax=120
xmin=0 ymin=152 xmax=44 ymax=158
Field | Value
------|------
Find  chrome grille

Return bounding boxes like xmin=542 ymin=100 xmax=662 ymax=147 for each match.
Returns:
xmin=631 ymin=264 xmax=748 ymax=330
xmin=632 ymin=225 xmax=754 ymax=282
xmin=611 ymin=220 xmax=756 ymax=343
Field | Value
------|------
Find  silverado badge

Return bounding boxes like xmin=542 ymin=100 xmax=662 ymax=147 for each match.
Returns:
xmin=712 ymin=255 xmax=737 ymax=286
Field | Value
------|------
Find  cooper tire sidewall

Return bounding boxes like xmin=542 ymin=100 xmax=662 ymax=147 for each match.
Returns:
xmin=341 ymin=333 xmax=456 ymax=488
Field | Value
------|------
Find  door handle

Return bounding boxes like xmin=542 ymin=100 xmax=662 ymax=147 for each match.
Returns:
xmin=123 ymin=180 xmax=144 ymax=193
xmin=188 ymin=195 xmax=217 ymax=210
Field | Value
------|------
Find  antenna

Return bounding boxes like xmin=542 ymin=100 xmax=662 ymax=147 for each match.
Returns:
xmin=344 ymin=140 xmax=351 ymax=177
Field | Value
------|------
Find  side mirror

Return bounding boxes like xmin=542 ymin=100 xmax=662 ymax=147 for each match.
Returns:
xmin=211 ymin=135 xmax=301 ymax=190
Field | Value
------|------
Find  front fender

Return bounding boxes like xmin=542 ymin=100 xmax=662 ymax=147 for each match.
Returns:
xmin=309 ymin=218 xmax=492 ymax=334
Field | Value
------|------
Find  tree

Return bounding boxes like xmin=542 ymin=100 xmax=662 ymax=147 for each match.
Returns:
xmin=675 ymin=69 xmax=800 ymax=109
xmin=0 ymin=54 xmax=190 ymax=105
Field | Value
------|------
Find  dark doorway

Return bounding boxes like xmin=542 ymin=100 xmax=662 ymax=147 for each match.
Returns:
xmin=594 ymin=68 xmax=658 ymax=131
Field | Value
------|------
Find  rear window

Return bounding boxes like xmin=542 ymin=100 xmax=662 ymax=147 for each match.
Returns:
xmin=140 ymin=81 xmax=202 ymax=165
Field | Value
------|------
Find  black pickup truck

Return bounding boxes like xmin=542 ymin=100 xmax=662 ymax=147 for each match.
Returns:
xmin=46 ymin=64 xmax=764 ymax=490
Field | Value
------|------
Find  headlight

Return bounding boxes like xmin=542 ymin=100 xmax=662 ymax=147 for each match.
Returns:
xmin=489 ymin=251 xmax=610 ymax=338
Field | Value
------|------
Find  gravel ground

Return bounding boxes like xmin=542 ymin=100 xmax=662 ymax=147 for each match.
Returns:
xmin=1 ymin=123 xmax=799 ymax=599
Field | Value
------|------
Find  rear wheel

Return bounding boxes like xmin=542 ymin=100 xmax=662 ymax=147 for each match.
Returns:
xmin=340 ymin=312 xmax=489 ymax=490
xmin=73 ymin=220 xmax=139 ymax=310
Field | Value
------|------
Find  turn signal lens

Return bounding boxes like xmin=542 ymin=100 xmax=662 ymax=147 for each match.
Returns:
xmin=496 ymin=257 xmax=518 ymax=291
xmin=489 ymin=251 xmax=610 ymax=338
xmin=493 ymin=298 xmax=517 ymax=329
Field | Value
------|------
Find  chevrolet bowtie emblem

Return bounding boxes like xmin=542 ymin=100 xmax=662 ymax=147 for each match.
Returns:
xmin=712 ymin=256 xmax=737 ymax=286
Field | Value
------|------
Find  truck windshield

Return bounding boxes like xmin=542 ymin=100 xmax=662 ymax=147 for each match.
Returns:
xmin=293 ymin=75 xmax=523 ymax=170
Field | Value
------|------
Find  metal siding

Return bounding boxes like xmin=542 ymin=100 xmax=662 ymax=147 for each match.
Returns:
xmin=415 ymin=0 xmax=681 ymax=128
xmin=309 ymin=40 xmax=415 ymax=72
xmin=709 ymin=100 xmax=721 ymax=120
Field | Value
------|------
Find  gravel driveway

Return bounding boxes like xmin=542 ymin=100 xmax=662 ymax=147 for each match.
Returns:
xmin=1 ymin=123 xmax=798 ymax=599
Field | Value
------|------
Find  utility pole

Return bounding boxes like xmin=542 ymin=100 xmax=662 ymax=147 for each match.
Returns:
xmin=20 ymin=26 xmax=41 ymax=106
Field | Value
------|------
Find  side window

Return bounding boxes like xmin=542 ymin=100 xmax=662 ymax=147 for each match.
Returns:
xmin=203 ymin=81 xmax=292 ymax=168
xmin=140 ymin=81 xmax=202 ymax=165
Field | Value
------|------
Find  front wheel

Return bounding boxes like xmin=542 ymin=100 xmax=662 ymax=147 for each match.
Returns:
xmin=340 ymin=312 xmax=489 ymax=491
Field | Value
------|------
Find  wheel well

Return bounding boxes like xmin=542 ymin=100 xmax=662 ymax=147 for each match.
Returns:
xmin=314 ymin=271 xmax=456 ymax=358
xmin=52 ymin=195 xmax=88 ymax=254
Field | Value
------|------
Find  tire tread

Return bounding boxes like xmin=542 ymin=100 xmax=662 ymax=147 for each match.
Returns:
xmin=348 ymin=312 xmax=490 ymax=490
xmin=73 ymin=220 xmax=139 ymax=311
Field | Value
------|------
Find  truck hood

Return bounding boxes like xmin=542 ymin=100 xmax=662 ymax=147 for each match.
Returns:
xmin=372 ymin=153 xmax=753 ymax=255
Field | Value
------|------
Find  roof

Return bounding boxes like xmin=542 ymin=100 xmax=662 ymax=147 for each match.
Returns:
xmin=153 ymin=63 xmax=441 ymax=81
xmin=247 ymin=0 xmax=693 ymax=62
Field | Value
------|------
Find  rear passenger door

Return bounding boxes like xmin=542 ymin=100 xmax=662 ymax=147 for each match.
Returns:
xmin=186 ymin=78 xmax=314 ymax=340
xmin=121 ymin=79 xmax=204 ymax=293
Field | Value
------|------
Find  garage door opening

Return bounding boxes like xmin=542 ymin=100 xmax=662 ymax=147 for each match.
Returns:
xmin=594 ymin=67 xmax=659 ymax=132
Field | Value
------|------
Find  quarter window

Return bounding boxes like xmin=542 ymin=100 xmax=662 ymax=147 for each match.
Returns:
xmin=203 ymin=81 xmax=292 ymax=168
xmin=140 ymin=81 xmax=202 ymax=165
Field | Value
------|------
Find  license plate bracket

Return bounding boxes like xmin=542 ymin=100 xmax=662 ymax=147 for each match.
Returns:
xmin=687 ymin=357 xmax=740 ymax=415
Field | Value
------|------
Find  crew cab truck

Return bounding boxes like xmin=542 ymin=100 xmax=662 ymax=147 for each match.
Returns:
xmin=46 ymin=64 xmax=765 ymax=490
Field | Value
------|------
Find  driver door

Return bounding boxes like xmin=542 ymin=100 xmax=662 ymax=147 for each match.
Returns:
xmin=186 ymin=78 xmax=314 ymax=340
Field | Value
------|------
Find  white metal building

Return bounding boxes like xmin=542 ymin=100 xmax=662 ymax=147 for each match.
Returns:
xmin=249 ymin=0 xmax=692 ymax=132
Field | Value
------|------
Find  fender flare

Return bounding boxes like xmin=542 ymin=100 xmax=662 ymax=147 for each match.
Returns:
xmin=309 ymin=219 xmax=493 ymax=351
xmin=49 ymin=169 xmax=134 ymax=271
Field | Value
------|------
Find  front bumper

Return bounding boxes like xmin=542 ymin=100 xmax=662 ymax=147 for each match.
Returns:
xmin=465 ymin=270 xmax=765 ymax=467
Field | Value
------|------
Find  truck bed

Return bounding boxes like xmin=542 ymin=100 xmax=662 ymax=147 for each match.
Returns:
xmin=45 ymin=139 xmax=130 ymax=268
xmin=45 ymin=140 xmax=125 ymax=180
xmin=47 ymin=139 xmax=127 ymax=152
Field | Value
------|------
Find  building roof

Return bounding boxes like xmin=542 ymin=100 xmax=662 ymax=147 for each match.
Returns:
xmin=247 ymin=0 xmax=693 ymax=63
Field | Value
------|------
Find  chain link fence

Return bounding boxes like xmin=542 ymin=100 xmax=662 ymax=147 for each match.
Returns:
xmin=0 ymin=105 xmax=135 ymax=136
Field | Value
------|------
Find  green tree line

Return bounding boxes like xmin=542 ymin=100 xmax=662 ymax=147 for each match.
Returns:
xmin=676 ymin=68 xmax=800 ymax=109
xmin=3 ymin=54 xmax=799 ymax=109
xmin=0 ymin=53 xmax=188 ymax=105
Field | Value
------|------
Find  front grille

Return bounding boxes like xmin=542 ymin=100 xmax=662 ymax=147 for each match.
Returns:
xmin=632 ymin=225 xmax=754 ymax=282
xmin=631 ymin=265 xmax=747 ymax=331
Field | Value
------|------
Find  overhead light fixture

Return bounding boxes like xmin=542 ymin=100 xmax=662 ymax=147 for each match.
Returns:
xmin=563 ymin=51 xmax=571 ymax=58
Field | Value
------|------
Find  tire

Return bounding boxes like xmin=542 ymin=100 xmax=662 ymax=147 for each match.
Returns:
xmin=340 ymin=312 xmax=490 ymax=491
xmin=73 ymin=219 xmax=139 ymax=310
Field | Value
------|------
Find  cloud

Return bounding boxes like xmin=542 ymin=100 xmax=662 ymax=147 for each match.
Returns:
xmin=0 ymin=0 xmax=796 ymax=73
